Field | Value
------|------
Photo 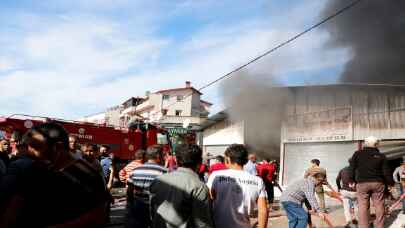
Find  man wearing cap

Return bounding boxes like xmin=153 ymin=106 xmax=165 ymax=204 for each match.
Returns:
xmin=348 ymin=136 xmax=394 ymax=228
xmin=281 ymin=171 xmax=328 ymax=228
xmin=304 ymin=159 xmax=328 ymax=210
xmin=393 ymin=160 xmax=405 ymax=214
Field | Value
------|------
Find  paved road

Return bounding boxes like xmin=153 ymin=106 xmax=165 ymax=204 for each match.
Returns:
xmin=266 ymin=205 xmax=404 ymax=228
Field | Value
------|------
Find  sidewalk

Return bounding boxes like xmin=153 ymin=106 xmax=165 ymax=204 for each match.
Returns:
xmin=266 ymin=204 xmax=348 ymax=228
xmin=107 ymin=188 xmax=405 ymax=228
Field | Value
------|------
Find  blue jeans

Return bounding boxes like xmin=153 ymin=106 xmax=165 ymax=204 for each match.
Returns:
xmin=400 ymin=183 xmax=405 ymax=211
xmin=282 ymin=201 xmax=308 ymax=228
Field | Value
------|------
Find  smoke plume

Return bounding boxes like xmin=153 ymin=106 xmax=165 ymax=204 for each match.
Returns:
xmin=321 ymin=0 xmax=405 ymax=83
xmin=221 ymin=71 xmax=289 ymax=159
xmin=220 ymin=0 xmax=405 ymax=158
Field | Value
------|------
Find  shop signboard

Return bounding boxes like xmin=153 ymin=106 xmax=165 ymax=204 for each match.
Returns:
xmin=284 ymin=107 xmax=352 ymax=142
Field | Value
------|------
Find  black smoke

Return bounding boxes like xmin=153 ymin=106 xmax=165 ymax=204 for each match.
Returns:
xmin=221 ymin=71 xmax=289 ymax=159
xmin=321 ymin=0 xmax=405 ymax=84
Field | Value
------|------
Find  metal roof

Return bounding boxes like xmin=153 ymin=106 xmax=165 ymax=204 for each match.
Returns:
xmin=198 ymin=111 xmax=229 ymax=130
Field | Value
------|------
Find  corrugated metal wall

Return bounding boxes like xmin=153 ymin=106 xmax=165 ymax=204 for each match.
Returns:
xmin=285 ymin=85 xmax=405 ymax=141
xmin=281 ymin=86 xmax=405 ymax=186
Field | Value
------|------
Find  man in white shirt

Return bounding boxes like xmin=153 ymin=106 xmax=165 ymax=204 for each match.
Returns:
xmin=244 ymin=153 xmax=257 ymax=176
xmin=207 ymin=144 xmax=268 ymax=228
xmin=393 ymin=161 xmax=405 ymax=213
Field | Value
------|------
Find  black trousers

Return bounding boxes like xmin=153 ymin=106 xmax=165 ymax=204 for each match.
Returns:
xmin=304 ymin=199 xmax=313 ymax=225
xmin=126 ymin=197 xmax=151 ymax=228
xmin=265 ymin=181 xmax=274 ymax=204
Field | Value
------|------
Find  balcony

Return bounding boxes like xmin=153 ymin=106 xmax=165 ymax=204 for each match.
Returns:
xmin=158 ymin=115 xmax=207 ymax=125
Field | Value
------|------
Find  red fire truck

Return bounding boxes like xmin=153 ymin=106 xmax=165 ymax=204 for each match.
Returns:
xmin=0 ymin=114 xmax=171 ymax=161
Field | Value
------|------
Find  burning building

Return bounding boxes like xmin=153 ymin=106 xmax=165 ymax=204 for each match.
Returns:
xmin=203 ymin=0 xmax=405 ymax=186
xmin=205 ymin=83 xmax=405 ymax=188
xmin=279 ymin=0 xmax=405 ymax=186
xmin=280 ymin=84 xmax=405 ymax=186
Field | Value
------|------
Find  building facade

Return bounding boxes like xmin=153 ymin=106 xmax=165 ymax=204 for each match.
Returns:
xmin=128 ymin=81 xmax=211 ymax=129
xmin=79 ymin=82 xmax=212 ymax=149
xmin=198 ymin=111 xmax=244 ymax=157
xmin=280 ymin=84 xmax=405 ymax=187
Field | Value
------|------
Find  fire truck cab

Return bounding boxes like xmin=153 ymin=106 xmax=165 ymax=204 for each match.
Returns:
xmin=0 ymin=114 xmax=171 ymax=161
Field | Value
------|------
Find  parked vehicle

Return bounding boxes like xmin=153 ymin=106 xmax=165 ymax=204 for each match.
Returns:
xmin=0 ymin=114 xmax=171 ymax=161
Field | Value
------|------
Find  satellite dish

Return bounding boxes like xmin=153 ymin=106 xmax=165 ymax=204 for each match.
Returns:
xmin=183 ymin=118 xmax=191 ymax=129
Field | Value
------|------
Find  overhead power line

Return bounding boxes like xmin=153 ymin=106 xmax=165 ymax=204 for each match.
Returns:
xmin=198 ymin=0 xmax=363 ymax=91
xmin=159 ymin=0 xmax=364 ymax=113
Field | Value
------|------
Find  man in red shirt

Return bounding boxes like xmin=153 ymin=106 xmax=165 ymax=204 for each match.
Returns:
xmin=208 ymin=155 xmax=227 ymax=176
xmin=256 ymin=159 xmax=276 ymax=205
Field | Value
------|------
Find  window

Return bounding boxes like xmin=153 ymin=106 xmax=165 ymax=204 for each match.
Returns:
xmin=175 ymin=110 xmax=182 ymax=116
xmin=162 ymin=109 xmax=168 ymax=116
xmin=162 ymin=94 xmax=170 ymax=100
xmin=177 ymin=95 xmax=183 ymax=102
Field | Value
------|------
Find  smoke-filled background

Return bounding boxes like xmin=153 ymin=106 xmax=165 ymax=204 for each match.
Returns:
xmin=220 ymin=0 xmax=405 ymax=159
xmin=321 ymin=0 xmax=405 ymax=83
xmin=221 ymin=72 xmax=289 ymax=159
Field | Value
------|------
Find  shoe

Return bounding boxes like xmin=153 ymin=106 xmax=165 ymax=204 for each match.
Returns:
xmin=344 ymin=223 xmax=351 ymax=228
xmin=352 ymin=219 xmax=358 ymax=225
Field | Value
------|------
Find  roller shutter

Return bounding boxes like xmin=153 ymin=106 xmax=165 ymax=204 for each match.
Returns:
xmin=283 ymin=142 xmax=357 ymax=187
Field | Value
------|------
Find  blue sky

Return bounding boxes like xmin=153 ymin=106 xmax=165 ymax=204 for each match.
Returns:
xmin=0 ymin=0 xmax=348 ymax=119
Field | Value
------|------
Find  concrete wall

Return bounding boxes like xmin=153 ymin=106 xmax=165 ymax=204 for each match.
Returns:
xmin=202 ymin=119 xmax=244 ymax=146
xmin=191 ymin=93 xmax=201 ymax=116
xmin=105 ymin=106 xmax=123 ymax=126
xmin=161 ymin=90 xmax=194 ymax=116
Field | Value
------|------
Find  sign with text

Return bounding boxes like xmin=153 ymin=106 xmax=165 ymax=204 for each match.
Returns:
xmin=284 ymin=107 xmax=352 ymax=142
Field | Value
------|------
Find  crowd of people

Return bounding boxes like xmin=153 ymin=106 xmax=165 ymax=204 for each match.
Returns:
xmin=0 ymin=123 xmax=404 ymax=228
xmin=120 ymin=143 xmax=276 ymax=228
xmin=0 ymin=122 xmax=279 ymax=227
xmin=0 ymin=123 xmax=110 ymax=227
xmin=281 ymin=136 xmax=405 ymax=228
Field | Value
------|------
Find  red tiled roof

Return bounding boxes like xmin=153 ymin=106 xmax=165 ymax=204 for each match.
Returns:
xmin=155 ymin=87 xmax=202 ymax=95
xmin=200 ymin=100 xmax=213 ymax=106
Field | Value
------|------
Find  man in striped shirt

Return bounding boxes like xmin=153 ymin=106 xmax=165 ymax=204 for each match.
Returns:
xmin=280 ymin=173 xmax=328 ymax=228
xmin=126 ymin=146 xmax=167 ymax=228
xmin=119 ymin=149 xmax=145 ymax=184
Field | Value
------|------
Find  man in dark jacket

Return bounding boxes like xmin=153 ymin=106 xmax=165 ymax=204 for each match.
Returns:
xmin=348 ymin=136 xmax=394 ymax=228
xmin=0 ymin=123 xmax=109 ymax=227
xmin=336 ymin=159 xmax=358 ymax=227
xmin=150 ymin=144 xmax=214 ymax=228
